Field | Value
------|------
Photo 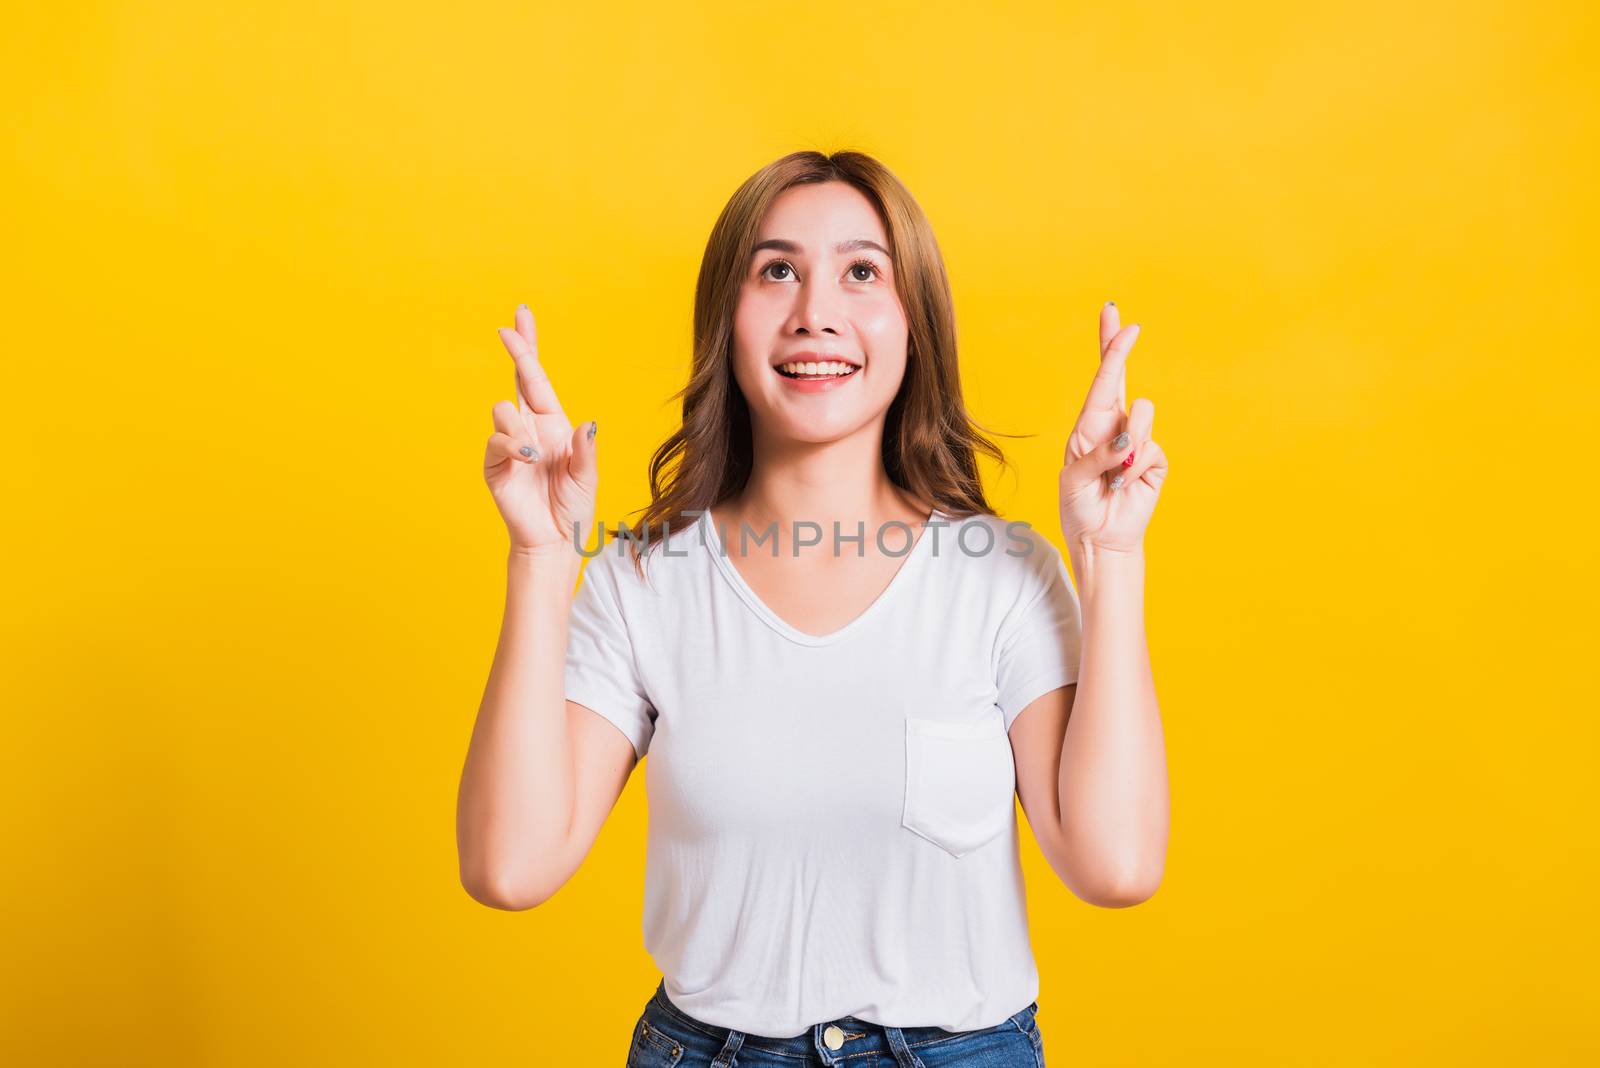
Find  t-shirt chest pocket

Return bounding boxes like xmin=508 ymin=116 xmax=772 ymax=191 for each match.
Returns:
xmin=900 ymin=710 xmax=1017 ymax=858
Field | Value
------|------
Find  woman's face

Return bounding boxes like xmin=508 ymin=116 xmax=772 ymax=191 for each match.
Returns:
xmin=731 ymin=181 xmax=909 ymax=446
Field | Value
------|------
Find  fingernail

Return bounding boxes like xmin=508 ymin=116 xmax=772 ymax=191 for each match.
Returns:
xmin=1105 ymin=300 xmax=1115 ymax=307
xmin=1109 ymin=474 xmax=1125 ymax=491
xmin=1123 ymin=450 xmax=1137 ymax=467
xmin=587 ymin=420 xmax=598 ymax=442
xmin=1130 ymin=323 xmax=1141 ymax=336
xmin=518 ymin=303 xmax=528 ymax=312
xmin=1113 ymin=431 xmax=1130 ymax=450
xmin=520 ymin=445 xmax=535 ymax=458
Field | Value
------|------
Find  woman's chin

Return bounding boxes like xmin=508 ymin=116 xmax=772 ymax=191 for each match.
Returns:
xmin=756 ymin=411 xmax=881 ymax=447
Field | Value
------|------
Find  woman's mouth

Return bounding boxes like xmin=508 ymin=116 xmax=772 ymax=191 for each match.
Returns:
xmin=773 ymin=359 xmax=860 ymax=388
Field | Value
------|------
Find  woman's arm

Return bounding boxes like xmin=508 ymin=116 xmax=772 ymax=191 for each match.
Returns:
xmin=1009 ymin=544 xmax=1168 ymax=906
xmin=457 ymin=550 xmax=576 ymax=908
xmin=456 ymin=304 xmax=628 ymax=910
xmin=1011 ymin=300 xmax=1170 ymax=905
xmin=1058 ymin=542 xmax=1167 ymax=903
xmin=456 ymin=548 xmax=642 ymax=912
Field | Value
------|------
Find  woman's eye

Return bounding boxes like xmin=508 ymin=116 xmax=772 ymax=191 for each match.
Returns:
xmin=759 ymin=259 xmax=882 ymax=282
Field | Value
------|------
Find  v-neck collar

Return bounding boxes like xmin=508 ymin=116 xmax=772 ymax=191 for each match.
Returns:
xmin=700 ymin=506 xmax=946 ymax=647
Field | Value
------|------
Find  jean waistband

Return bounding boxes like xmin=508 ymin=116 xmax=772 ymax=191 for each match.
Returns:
xmin=644 ymin=978 xmax=1038 ymax=1057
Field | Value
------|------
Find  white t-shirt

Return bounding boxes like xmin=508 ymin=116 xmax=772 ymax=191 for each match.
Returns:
xmin=564 ymin=506 xmax=1083 ymax=1039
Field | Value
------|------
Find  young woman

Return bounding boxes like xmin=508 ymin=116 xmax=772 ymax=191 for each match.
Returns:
xmin=457 ymin=150 xmax=1170 ymax=1067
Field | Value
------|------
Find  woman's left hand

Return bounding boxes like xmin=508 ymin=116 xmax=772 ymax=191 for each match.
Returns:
xmin=1058 ymin=303 xmax=1169 ymax=555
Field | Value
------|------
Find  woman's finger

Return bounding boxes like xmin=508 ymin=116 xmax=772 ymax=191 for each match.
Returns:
xmin=1082 ymin=322 xmax=1139 ymax=421
xmin=1123 ymin=437 xmax=1168 ymax=491
xmin=1105 ymin=398 xmax=1155 ymax=490
xmin=1067 ymin=396 xmax=1154 ymax=487
xmin=490 ymin=400 xmax=540 ymax=458
xmin=497 ymin=311 xmax=568 ymax=422
xmin=491 ymin=399 xmax=521 ymax=437
xmin=567 ymin=419 xmax=599 ymax=494
xmin=1099 ymin=302 xmax=1126 ymax=414
xmin=486 ymin=431 xmax=539 ymax=466
xmin=513 ymin=303 xmax=538 ymax=410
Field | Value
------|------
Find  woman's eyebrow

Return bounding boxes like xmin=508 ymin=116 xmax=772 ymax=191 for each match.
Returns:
xmin=750 ymin=238 xmax=891 ymax=258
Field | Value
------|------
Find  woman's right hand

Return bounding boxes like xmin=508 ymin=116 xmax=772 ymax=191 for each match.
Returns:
xmin=483 ymin=304 xmax=599 ymax=558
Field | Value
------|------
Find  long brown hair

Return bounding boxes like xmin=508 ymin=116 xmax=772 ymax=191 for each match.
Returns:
xmin=617 ymin=149 xmax=1023 ymax=579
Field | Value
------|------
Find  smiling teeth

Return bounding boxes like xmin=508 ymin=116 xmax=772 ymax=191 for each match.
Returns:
xmin=779 ymin=361 xmax=856 ymax=376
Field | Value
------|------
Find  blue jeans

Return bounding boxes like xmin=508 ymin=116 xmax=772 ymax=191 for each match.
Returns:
xmin=626 ymin=979 xmax=1045 ymax=1067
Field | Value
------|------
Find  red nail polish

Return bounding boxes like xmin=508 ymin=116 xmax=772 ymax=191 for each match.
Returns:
xmin=1123 ymin=450 xmax=1136 ymax=467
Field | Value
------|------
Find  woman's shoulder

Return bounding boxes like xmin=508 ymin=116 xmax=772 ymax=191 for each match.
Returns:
xmin=579 ymin=512 xmax=708 ymax=593
xmin=929 ymin=510 xmax=1064 ymax=599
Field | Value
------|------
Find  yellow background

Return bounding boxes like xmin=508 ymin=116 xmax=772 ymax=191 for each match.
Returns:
xmin=4 ymin=1 xmax=1595 ymax=1064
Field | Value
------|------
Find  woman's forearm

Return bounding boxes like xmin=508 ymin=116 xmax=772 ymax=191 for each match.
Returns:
xmin=456 ymin=548 xmax=581 ymax=908
xmin=1058 ymin=542 xmax=1170 ymax=904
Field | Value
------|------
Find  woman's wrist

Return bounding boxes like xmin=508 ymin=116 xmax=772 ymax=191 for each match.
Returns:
xmin=508 ymin=542 xmax=582 ymax=584
xmin=1066 ymin=539 xmax=1146 ymax=598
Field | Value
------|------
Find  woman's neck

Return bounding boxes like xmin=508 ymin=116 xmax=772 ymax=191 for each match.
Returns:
xmin=715 ymin=478 xmax=932 ymax=559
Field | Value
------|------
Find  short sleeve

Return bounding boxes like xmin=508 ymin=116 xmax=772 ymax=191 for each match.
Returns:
xmin=565 ymin=553 xmax=657 ymax=760
xmin=994 ymin=546 xmax=1083 ymax=730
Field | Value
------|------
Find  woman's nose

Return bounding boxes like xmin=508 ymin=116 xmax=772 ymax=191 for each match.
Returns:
xmin=788 ymin=280 xmax=844 ymax=335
